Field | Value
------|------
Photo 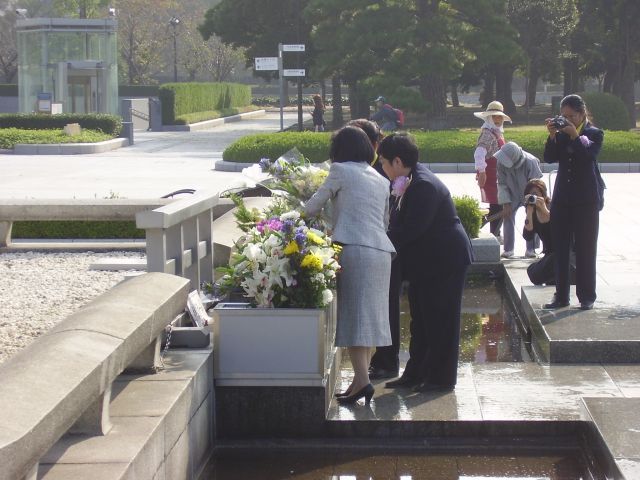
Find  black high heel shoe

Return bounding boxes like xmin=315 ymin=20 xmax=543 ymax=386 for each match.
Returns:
xmin=336 ymin=383 xmax=374 ymax=406
xmin=335 ymin=386 xmax=353 ymax=398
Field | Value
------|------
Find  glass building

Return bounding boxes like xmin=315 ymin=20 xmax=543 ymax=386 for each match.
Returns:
xmin=16 ymin=18 xmax=118 ymax=115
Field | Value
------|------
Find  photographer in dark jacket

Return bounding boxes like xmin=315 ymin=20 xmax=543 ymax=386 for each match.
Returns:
xmin=543 ymin=94 xmax=604 ymax=310
xmin=523 ymin=179 xmax=554 ymax=285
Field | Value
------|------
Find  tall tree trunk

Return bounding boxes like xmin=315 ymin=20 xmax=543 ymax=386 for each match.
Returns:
xmin=480 ymin=72 xmax=495 ymax=107
xmin=527 ymin=67 xmax=539 ymax=107
xmin=331 ymin=75 xmax=343 ymax=129
xmin=320 ymin=80 xmax=326 ymax=103
xmin=420 ymin=74 xmax=447 ymax=130
xmin=348 ymin=82 xmax=370 ymax=120
xmin=563 ymin=58 xmax=581 ymax=95
xmin=618 ymin=15 xmax=636 ymax=128
xmin=495 ymin=65 xmax=516 ymax=117
xmin=450 ymin=81 xmax=460 ymax=107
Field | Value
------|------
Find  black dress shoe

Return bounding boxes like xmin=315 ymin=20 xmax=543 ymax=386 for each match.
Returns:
xmin=579 ymin=301 xmax=595 ymax=310
xmin=385 ymin=376 xmax=420 ymax=389
xmin=412 ymin=382 xmax=455 ymax=393
xmin=543 ymin=295 xmax=569 ymax=309
xmin=368 ymin=367 xmax=400 ymax=380
xmin=336 ymin=383 xmax=375 ymax=406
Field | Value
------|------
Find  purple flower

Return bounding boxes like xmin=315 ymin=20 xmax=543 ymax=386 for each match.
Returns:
xmin=266 ymin=218 xmax=283 ymax=231
xmin=258 ymin=157 xmax=271 ymax=171
xmin=282 ymin=219 xmax=295 ymax=233
xmin=579 ymin=135 xmax=593 ymax=148
xmin=391 ymin=175 xmax=411 ymax=197
xmin=294 ymin=227 xmax=306 ymax=245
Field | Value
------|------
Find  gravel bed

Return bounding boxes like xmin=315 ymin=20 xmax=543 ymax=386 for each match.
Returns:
xmin=0 ymin=251 xmax=145 ymax=365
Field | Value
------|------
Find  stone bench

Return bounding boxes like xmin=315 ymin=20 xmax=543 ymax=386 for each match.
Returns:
xmin=0 ymin=198 xmax=175 ymax=248
xmin=0 ymin=272 xmax=190 ymax=480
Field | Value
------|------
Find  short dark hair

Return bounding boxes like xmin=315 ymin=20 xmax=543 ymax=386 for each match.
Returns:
xmin=347 ymin=118 xmax=382 ymax=146
xmin=377 ymin=133 xmax=419 ymax=168
xmin=329 ymin=126 xmax=375 ymax=163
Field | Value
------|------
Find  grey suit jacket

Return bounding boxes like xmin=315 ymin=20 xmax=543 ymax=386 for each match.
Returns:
xmin=304 ymin=161 xmax=396 ymax=253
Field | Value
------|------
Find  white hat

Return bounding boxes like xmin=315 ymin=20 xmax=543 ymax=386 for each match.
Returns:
xmin=494 ymin=141 xmax=522 ymax=168
xmin=474 ymin=100 xmax=512 ymax=122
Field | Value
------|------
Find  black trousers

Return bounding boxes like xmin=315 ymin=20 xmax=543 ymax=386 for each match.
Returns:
xmin=370 ymin=257 xmax=402 ymax=371
xmin=489 ymin=203 xmax=503 ymax=237
xmin=403 ymin=264 xmax=468 ymax=386
xmin=551 ymin=202 xmax=599 ymax=303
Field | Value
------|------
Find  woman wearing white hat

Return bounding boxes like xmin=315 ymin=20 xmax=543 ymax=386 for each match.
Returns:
xmin=473 ymin=101 xmax=512 ymax=242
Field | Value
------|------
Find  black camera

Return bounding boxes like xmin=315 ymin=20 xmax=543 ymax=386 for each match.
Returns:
xmin=527 ymin=194 xmax=537 ymax=205
xmin=551 ymin=115 xmax=569 ymax=130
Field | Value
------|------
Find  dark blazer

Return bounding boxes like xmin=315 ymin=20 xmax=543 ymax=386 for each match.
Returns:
xmin=388 ymin=164 xmax=473 ymax=282
xmin=543 ymin=122 xmax=604 ymax=208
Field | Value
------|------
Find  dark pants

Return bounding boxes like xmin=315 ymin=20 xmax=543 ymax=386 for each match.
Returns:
xmin=403 ymin=264 xmax=468 ymax=386
xmin=370 ymin=258 xmax=402 ymax=371
xmin=551 ymin=202 xmax=599 ymax=303
xmin=489 ymin=203 xmax=503 ymax=237
xmin=528 ymin=253 xmax=556 ymax=285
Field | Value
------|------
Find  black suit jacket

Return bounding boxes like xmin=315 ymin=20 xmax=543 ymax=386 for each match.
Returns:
xmin=388 ymin=164 xmax=473 ymax=282
xmin=543 ymin=122 xmax=604 ymax=208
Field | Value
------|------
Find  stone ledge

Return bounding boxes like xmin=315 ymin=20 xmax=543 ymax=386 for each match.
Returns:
xmin=471 ymin=231 xmax=500 ymax=263
xmin=162 ymin=109 xmax=266 ymax=132
xmin=13 ymin=137 xmax=129 ymax=155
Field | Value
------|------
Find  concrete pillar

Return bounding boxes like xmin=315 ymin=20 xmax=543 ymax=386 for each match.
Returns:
xmin=126 ymin=336 xmax=161 ymax=373
xmin=69 ymin=385 xmax=113 ymax=435
xmin=0 ymin=221 xmax=12 ymax=247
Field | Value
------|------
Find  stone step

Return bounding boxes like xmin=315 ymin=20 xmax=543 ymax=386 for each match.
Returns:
xmin=581 ymin=397 xmax=640 ymax=480
xmin=521 ymin=285 xmax=640 ymax=363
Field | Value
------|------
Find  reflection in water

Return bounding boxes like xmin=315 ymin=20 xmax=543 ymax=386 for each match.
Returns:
xmin=399 ymin=275 xmax=530 ymax=363
xmin=207 ymin=450 xmax=593 ymax=479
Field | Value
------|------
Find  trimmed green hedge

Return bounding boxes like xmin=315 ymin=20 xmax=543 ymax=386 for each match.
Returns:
xmin=224 ymin=129 xmax=640 ymax=164
xmin=580 ymin=92 xmax=631 ymax=131
xmin=12 ymin=221 xmax=145 ymax=239
xmin=0 ymin=128 xmax=113 ymax=149
xmin=0 ymin=113 xmax=122 ymax=136
xmin=175 ymin=106 xmax=261 ymax=125
xmin=453 ymin=195 xmax=482 ymax=239
xmin=159 ymin=82 xmax=252 ymax=125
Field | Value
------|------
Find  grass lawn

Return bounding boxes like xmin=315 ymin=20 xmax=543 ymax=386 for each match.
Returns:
xmin=0 ymin=128 xmax=114 ymax=149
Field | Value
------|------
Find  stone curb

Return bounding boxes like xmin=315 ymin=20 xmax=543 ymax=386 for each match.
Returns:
xmin=13 ymin=137 xmax=129 ymax=155
xmin=216 ymin=161 xmax=640 ymax=173
xmin=162 ymin=109 xmax=266 ymax=132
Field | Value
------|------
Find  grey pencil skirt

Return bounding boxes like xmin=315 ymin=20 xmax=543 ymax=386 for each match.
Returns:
xmin=335 ymin=244 xmax=392 ymax=347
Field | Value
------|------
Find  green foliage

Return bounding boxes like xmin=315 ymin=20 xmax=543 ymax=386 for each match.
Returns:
xmin=453 ymin=195 xmax=483 ymax=239
xmin=0 ymin=128 xmax=113 ymax=149
xmin=174 ymin=106 xmax=260 ymax=125
xmin=224 ymin=129 xmax=640 ymax=164
xmin=224 ymin=132 xmax=332 ymax=163
xmin=0 ymin=113 xmax=122 ymax=135
xmin=0 ymin=84 xmax=18 ymax=95
xmin=580 ymin=92 xmax=631 ymax=131
xmin=12 ymin=221 xmax=145 ymax=239
xmin=159 ymin=82 xmax=252 ymax=125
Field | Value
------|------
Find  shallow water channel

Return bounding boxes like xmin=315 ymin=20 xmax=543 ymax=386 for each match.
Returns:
xmin=204 ymin=275 xmax=604 ymax=479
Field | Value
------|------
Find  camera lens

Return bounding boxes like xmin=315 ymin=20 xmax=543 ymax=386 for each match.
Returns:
xmin=527 ymin=195 xmax=536 ymax=203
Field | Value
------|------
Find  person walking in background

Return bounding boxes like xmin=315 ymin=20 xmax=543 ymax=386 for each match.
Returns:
xmin=371 ymin=96 xmax=399 ymax=132
xmin=311 ymin=94 xmax=326 ymax=132
xmin=305 ymin=126 xmax=396 ymax=406
xmin=543 ymin=94 xmax=604 ymax=311
xmin=473 ymin=101 xmax=512 ymax=243
xmin=378 ymin=133 xmax=473 ymax=392
xmin=494 ymin=142 xmax=543 ymax=259
xmin=348 ymin=118 xmax=402 ymax=380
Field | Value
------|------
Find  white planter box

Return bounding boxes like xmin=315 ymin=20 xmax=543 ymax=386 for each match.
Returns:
xmin=212 ymin=300 xmax=337 ymax=387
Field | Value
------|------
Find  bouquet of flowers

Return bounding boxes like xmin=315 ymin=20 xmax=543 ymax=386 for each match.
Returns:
xmin=216 ymin=210 xmax=340 ymax=308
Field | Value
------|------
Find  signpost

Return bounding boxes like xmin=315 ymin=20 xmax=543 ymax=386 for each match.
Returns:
xmin=254 ymin=57 xmax=278 ymax=71
xmin=283 ymin=69 xmax=305 ymax=77
xmin=282 ymin=44 xmax=305 ymax=52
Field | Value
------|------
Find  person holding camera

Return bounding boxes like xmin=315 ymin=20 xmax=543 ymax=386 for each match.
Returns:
xmin=523 ymin=179 xmax=556 ymax=285
xmin=494 ymin=142 xmax=543 ymax=259
xmin=543 ymin=94 xmax=604 ymax=310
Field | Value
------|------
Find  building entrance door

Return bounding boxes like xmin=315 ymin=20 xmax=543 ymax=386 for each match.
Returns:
xmin=67 ymin=76 xmax=92 ymax=114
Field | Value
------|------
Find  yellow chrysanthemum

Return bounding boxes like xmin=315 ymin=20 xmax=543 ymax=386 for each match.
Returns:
xmin=332 ymin=244 xmax=343 ymax=254
xmin=301 ymin=253 xmax=323 ymax=270
xmin=283 ymin=240 xmax=299 ymax=255
xmin=306 ymin=231 xmax=325 ymax=246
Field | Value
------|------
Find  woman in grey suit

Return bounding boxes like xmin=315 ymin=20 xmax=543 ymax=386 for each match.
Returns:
xmin=305 ymin=126 xmax=396 ymax=405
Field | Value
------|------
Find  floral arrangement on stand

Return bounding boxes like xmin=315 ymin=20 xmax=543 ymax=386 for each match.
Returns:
xmin=216 ymin=210 xmax=340 ymax=308
xmin=212 ymin=149 xmax=339 ymax=309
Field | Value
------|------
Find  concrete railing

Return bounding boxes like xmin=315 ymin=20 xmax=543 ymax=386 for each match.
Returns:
xmin=0 ymin=272 xmax=190 ymax=480
xmin=136 ymin=192 xmax=234 ymax=290
xmin=0 ymin=198 xmax=174 ymax=248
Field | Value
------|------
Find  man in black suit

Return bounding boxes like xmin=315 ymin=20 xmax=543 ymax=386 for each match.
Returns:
xmin=377 ymin=133 xmax=473 ymax=392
